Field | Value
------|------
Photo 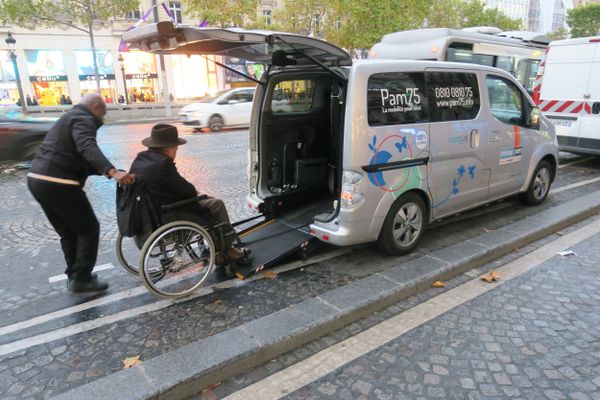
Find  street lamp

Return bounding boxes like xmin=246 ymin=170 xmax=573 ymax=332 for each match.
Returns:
xmin=5 ymin=32 xmax=27 ymax=114
xmin=118 ymin=53 xmax=128 ymax=105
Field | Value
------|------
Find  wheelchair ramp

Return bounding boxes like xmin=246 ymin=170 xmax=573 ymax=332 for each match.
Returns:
xmin=234 ymin=219 xmax=314 ymax=279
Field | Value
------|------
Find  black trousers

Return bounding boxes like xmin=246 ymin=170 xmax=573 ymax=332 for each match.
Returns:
xmin=27 ymin=178 xmax=100 ymax=281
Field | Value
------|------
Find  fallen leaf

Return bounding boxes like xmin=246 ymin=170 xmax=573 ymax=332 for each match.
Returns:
xmin=262 ymin=271 xmax=278 ymax=279
xmin=214 ymin=299 xmax=223 ymax=305
xmin=300 ymin=268 xmax=305 ymax=272
xmin=555 ymin=230 xmax=564 ymax=236
xmin=432 ymin=281 xmax=446 ymax=288
xmin=122 ymin=355 xmax=142 ymax=369
xmin=483 ymin=228 xmax=491 ymax=233
xmin=202 ymin=382 xmax=221 ymax=393
xmin=514 ymin=247 xmax=520 ymax=253
xmin=481 ymin=270 xmax=502 ymax=283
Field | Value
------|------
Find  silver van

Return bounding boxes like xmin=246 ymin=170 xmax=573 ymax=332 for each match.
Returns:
xmin=124 ymin=23 xmax=559 ymax=255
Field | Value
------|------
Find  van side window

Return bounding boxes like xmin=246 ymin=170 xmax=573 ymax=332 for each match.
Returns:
xmin=486 ymin=75 xmax=525 ymax=126
xmin=271 ymin=79 xmax=315 ymax=113
xmin=426 ymin=72 xmax=480 ymax=121
xmin=367 ymin=72 xmax=428 ymax=126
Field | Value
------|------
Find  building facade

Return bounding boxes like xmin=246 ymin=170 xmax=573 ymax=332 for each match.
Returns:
xmin=0 ymin=1 xmax=238 ymax=108
xmin=572 ymin=0 xmax=600 ymax=6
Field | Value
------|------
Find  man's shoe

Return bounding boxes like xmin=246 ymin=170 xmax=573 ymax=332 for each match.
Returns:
xmin=67 ymin=277 xmax=109 ymax=293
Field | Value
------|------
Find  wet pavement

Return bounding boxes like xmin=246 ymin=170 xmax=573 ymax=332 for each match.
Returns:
xmin=0 ymin=123 xmax=599 ymax=399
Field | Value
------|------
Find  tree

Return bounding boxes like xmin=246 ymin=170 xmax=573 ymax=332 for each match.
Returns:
xmin=424 ymin=0 xmax=521 ymax=30
xmin=546 ymin=27 xmax=569 ymax=41
xmin=567 ymin=3 xmax=600 ymax=38
xmin=0 ymin=0 xmax=138 ymax=93
xmin=182 ymin=0 xmax=259 ymax=28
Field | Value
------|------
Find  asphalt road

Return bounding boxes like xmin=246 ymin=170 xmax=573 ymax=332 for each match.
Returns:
xmin=0 ymin=122 xmax=599 ymax=399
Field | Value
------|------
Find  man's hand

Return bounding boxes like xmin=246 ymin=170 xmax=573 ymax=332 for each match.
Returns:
xmin=108 ymin=169 xmax=135 ymax=185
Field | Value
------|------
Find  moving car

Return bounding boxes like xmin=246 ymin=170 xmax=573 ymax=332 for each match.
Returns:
xmin=532 ymin=36 xmax=600 ymax=155
xmin=124 ymin=22 xmax=558 ymax=256
xmin=0 ymin=110 xmax=55 ymax=161
xmin=177 ymin=87 xmax=255 ymax=132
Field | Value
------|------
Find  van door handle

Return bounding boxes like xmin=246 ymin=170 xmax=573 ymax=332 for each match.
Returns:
xmin=470 ymin=129 xmax=480 ymax=149
xmin=490 ymin=130 xmax=502 ymax=142
xmin=593 ymin=102 xmax=600 ymax=115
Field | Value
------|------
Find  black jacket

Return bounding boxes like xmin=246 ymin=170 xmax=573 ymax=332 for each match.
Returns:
xmin=30 ymin=104 xmax=114 ymax=185
xmin=129 ymin=150 xmax=198 ymax=213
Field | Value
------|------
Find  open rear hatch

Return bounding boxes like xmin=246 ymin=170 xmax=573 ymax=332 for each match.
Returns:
xmin=122 ymin=21 xmax=352 ymax=67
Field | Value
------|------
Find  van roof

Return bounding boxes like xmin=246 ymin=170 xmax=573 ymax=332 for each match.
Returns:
xmin=549 ymin=36 xmax=600 ymax=46
xmin=353 ymin=58 xmax=515 ymax=75
xmin=379 ymin=28 xmax=549 ymax=47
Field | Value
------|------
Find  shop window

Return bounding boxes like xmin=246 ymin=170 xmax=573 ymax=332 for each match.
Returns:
xmin=169 ymin=2 xmax=182 ymax=24
xmin=367 ymin=72 xmax=429 ymax=126
xmin=262 ymin=9 xmax=272 ymax=25
xmin=426 ymin=71 xmax=480 ymax=122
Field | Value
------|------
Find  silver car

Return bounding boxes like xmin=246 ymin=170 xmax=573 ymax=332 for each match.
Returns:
xmin=124 ymin=23 xmax=559 ymax=255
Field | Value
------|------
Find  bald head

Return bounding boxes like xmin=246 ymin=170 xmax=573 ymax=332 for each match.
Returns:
xmin=80 ymin=93 xmax=107 ymax=121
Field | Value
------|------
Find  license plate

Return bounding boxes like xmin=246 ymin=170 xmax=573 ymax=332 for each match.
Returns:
xmin=550 ymin=119 xmax=573 ymax=128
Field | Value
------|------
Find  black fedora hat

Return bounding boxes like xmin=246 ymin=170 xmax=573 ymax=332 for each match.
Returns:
xmin=142 ymin=124 xmax=187 ymax=148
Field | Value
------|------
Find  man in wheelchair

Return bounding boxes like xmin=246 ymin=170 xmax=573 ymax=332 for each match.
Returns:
xmin=129 ymin=124 xmax=251 ymax=267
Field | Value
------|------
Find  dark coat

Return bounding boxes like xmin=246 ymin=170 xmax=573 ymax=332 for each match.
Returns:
xmin=129 ymin=150 xmax=198 ymax=213
xmin=30 ymin=104 xmax=114 ymax=185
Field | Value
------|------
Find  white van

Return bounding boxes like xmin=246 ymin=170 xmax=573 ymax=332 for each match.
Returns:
xmin=532 ymin=36 xmax=600 ymax=155
xmin=123 ymin=22 xmax=558 ymax=256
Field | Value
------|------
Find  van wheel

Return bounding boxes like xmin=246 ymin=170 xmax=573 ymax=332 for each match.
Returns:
xmin=520 ymin=160 xmax=552 ymax=206
xmin=208 ymin=115 xmax=224 ymax=132
xmin=377 ymin=193 xmax=427 ymax=256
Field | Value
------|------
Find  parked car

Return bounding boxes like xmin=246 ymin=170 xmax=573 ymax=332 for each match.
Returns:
xmin=532 ymin=36 xmax=600 ymax=155
xmin=0 ymin=110 xmax=56 ymax=161
xmin=178 ymin=87 xmax=255 ymax=132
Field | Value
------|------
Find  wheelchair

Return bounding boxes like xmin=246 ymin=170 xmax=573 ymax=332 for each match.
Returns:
xmin=116 ymin=189 xmax=238 ymax=299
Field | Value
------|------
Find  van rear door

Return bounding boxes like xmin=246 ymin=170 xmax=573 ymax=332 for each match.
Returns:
xmin=122 ymin=21 xmax=352 ymax=66
xmin=539 ymin=40 xmax=597 ymax=150
xmin=578 ymin=40 xmax=600 ymax=153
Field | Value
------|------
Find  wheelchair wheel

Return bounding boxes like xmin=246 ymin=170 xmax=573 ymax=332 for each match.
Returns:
xmin=116 ymin=233 xmax=140 ymax=275
xmin=139 ymin=221 xmax=215 ymax=298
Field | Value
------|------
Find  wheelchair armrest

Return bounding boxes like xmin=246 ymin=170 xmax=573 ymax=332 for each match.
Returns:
xmin=161 ymin=195 xmax=208 ymax=212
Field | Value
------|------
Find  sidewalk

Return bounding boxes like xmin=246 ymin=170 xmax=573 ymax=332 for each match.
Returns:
xmin=218 ymin=218 xmax=600 ymax=400
xmin=53 ymin=191 xmax=600 ymax=400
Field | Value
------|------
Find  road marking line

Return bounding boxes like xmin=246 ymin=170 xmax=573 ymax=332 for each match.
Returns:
xmin=0 ymin=248 xmax=351 ymax=342
xmin=48 ymin=263 xmax=114 ymax=283
xmin=558 ymin=156 xmax=594 ymax=169
xmin=223 ymin=218 xmax=600 ymax=400
xmin=550 ymin=176 xmax=600 ymax=194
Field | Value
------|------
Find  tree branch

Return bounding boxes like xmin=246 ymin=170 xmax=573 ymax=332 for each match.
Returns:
xmin=32 ymin=14 xmax=89 ymax=33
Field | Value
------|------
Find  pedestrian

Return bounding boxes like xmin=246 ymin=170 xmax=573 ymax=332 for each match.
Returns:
xmin=129 ymin=124 xmax=251 ymax=266
xmin=26 ymin=94 xmax=33 ymax=106
xmin=27 ymin=93 xmax=135 ymax=293
xmin=60 ymin=94 xmax=67 ymax=105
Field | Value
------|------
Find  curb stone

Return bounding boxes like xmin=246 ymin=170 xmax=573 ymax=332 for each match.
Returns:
xmin=52 ymin=190 xmax=600 ymax=400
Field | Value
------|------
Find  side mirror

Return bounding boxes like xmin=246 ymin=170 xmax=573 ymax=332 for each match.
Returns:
xmin=529 ymin=107 xmax=541 ymax=128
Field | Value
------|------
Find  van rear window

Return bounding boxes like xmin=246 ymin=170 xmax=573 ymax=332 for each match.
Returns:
xmin=367 ymin=72 xmax=428 ymax=126
xmin=271 ymin=79 xmax=315 ymax=113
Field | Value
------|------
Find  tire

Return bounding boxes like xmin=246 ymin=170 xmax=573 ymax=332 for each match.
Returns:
xmin=377 ymin=193 xmax=428 ymax=256
xmin=139 ymin=221 xmax=215 ymax=299
xmin=208 ymin=115 xmax=224 ymax=132
xmin=520 ymin=160 xmax=552 ymax=206
xmin=20 ymin=140 xmax=42 ymax=160
xmin=115 ymin=233 xmax=139 ymax=276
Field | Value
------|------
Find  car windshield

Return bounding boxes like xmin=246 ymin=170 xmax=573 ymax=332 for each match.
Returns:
xmin=199 ymin=90 xmax=231 ymax=103
xmin=0 ymin=109 xmax=28 ymax=121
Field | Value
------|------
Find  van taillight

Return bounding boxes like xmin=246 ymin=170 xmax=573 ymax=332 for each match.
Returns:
xmin=590 ymin=38 xmax=600 ymax=43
